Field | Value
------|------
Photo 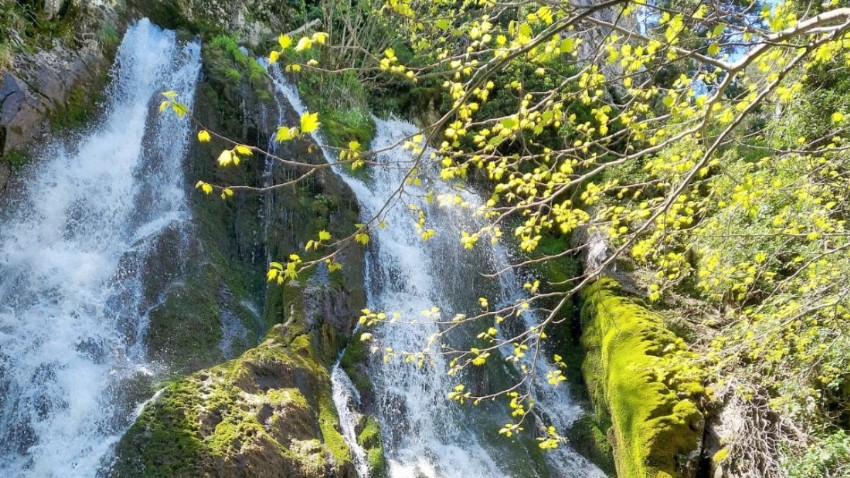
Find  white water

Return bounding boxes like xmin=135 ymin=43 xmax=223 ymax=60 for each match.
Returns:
xmin=270 ymin=71 xmax=604 ymax=478
xmin=0 ymin=19 xmax=200 ymax=476
xmin=331 ymin=364 xmax=372 ymax=477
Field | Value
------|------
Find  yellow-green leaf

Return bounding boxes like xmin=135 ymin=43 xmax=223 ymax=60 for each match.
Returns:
xmin=294 ymin=37 xmax=313 ymax=52
xmin=198 ymin=130 xmax=211 ymax=143
xmin=300 ymin=112 xmax=320 ymax=134
xmin=276 ymin=126 xmax=294 ymax=142
xmin=218 ymin=150 xmax=233 ymax=167
xmin=235 ymin=145 xmax=253 ymax=156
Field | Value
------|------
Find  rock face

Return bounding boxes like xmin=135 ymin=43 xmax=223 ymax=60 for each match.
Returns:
xmin=581 ymin=279 xmax=705 ymax=478
xmin=125 ymin=0 xmax=309 ymax=46
xmin=0 ymin=1 xmax=120 ymax=192
xmin=0 ymin=41 xmax=107 ymax=153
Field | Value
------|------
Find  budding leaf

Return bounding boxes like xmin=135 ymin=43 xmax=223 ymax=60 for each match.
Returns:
xmin=300 ymin=112 xmax=320 ymax=134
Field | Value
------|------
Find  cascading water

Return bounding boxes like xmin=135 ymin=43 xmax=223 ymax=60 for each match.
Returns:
xmin=0 ymin=19 xmax=200 ymax=476
xmin=269 ymin=70 xmax=605 ymax=477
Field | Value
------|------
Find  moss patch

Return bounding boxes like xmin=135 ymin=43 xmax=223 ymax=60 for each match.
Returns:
xmin=580 ymin=278 xmax=704 ymax=478
xmin=113 ymin=324 xmax=354 ymax=477
xmin=0 ymin=149 xmax=31 ymax=171
xmin=357 ymin=417 xmax=386 ymax=478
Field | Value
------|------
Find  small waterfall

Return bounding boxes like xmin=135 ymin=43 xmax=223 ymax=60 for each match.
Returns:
xmin=270 ymin=71 xmax=605 ymax=477
xmin=331 ymin=364 xmax=372 ymax=477
xmin=0 ymin=19 xmax=201 ymax=476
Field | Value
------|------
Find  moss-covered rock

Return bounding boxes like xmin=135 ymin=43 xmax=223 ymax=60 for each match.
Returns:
xmin=356 ymin=416 xmax=386 ymax=478
xmin=112 ymin=324 xmax=355 ymax=478
xmin=580 ymin=278 xmax=705 ymax=478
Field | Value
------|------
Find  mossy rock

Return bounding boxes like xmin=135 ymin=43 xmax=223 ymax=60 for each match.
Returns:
xmin=580 ymin=278 xmax=705 ymax=478
xmin=356 ymin=416 xmax=386 ymax=478
xmin=112 ymin=324 xmax=356 ymax=478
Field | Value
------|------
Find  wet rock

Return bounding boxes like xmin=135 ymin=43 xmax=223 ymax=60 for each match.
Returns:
xmin=112 ymin=326 xmax=357 ymax=478
xmin=0 ymin=161 xmax=9 ymax=194
xmin=1 ymin=38 xmax=108 ymax=155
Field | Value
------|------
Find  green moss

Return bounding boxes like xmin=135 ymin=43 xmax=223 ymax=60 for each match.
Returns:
xmin=340 ymin=331 xmax=374 ymax=397
xmin=318 ymin=387 xmax=352 ymax=465
xmin=292 ymin=63 xmax=376 ymax=150
xmin=145 ymin=263 xmax=228 ymax=372
xmin=566 ymin=415 xmax=616 ymax=475
xmin=49 ymin=68 xmax=110 ymax=133
xmin=357 ymin=417 xmax=387 ymax=478
xmin=320 ymin=109 xmax=376 ymax=150
xmin=115 ymin=324 xmax=354 ymax=476
xmin=205 ymin=35 xmax=270 ymax=99
xmin=580 ymin=278 xmax=704 ymax=478
xmin=1 ymin=149 xmax=30 ymax=170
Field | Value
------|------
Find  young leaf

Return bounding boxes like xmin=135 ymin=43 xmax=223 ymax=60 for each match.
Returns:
xmin=300 ymin=112 xmax=320 ymax=134
xmin=235 ymin=145 xmax=253 ymax=156
xmin=197 ymin=130 xmax=211 ymax=143
xmin=294 ymin=37 xmax=313 ymax=52
xmin=171 ymin=102 xmax=188 ymax=117
xmin=276 ymin=126 xmax=294 ymax=142
xmin=217 ymin=150 xmax=233 ymax=167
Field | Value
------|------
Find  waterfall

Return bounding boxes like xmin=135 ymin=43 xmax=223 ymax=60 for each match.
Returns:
xmin=269 ymin=70 xmax=605 ymax=477
xmin=0 ymin=19 xmax=201 ymax=477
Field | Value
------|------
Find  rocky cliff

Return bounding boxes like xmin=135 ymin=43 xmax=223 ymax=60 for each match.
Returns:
xmin=0 ymin=1 xmax=121 ymax=194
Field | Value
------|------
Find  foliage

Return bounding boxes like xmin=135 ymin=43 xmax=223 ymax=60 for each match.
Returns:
xmin=784 ymin=431 xmax=850 ymax=478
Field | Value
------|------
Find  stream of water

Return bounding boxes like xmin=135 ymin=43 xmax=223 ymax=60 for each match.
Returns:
xmin=269 ymin=69 xmax=605 ymax=478
xmin=0 ymin=20 xmax=200 ymax=476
